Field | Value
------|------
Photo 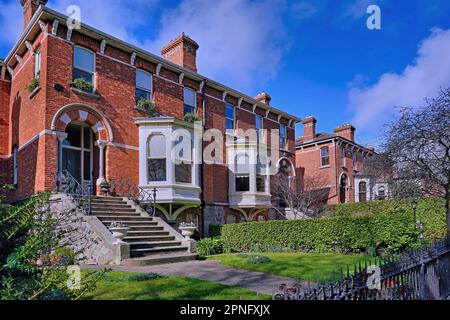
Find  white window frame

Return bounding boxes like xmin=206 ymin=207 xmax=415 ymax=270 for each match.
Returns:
xmin=73 ymin=46 xmax=96 ymax=91
xmin=226 ymin=103 xmax=235 ymax=131
xmin=235 ymin=153 xmax=250 ymax=192
xmin=183 ymin=87 xmax=196 ymax=116
xmin=320 ymin=146 xmax=330 ymax=167
xmin=34 ymin=49 xmax=41 ymax=79
xmin=174 ymin=134 xmax=193 ymax=184
xmin=13 ymin=146 xmax=18 ymax=186
xmin=136 ymin=69 xmax=152 ymax=102
xmin=147 ymin=134 xmax=167 ymax=183
xmin=279 ymin=124 xmax=287 ymax=149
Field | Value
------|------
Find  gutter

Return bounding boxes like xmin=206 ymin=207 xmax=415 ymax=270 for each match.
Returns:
xmin=199 ymin=79 xmax=208 ymax=236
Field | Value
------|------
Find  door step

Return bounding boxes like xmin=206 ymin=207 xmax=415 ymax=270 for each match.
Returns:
xmin=123 ymin=253 xmax=198 ymax=266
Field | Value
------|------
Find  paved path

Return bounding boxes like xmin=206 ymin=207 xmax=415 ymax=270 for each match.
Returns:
xmin=82 ymin=260 xmax=306 ymax=295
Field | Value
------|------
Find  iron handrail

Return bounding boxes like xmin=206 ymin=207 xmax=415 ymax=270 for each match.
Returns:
xmin=55 ymin=170 xmax=92 ymax=215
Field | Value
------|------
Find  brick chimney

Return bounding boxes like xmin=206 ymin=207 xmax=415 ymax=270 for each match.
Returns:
xmin=302 ymin=116 xmax=317 ymax=141
xmin=21 ymin=0 xmax=47 ymax=29
xmin=161 ymin=33 xmax=199 ymax=73
xmin=255 ymin=91 xmax=272 ymax=106
xmin=334 ymin=124 xmax=355 ymax=142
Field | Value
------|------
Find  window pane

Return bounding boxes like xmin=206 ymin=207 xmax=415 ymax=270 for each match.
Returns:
xmin=35 ymin=51 xmax=41 ymax=79
xmin=83 ymin=151 xmax=91 ymax=181
xmin=136 ymin=70 xmax=152 ymax=90
xmin=63 ymin=124 xmax=81 ymax=148
xmin=73 ymin=68 xmax=93 ymax=84
xmin=236 ymin=175 xmax=250 ymax=192
xmin=83 ymin=126 xmax=92 ymax=150
xmin=226 ymin=119 xmax=234 ymax=130
xmin=62 ymin=148 xmax=81 ymax=182
xmin=226 ymin=104 xmax=234 ymax=119
xmin=321 ymin=147 xmax=329 ymax=157
xmin=147 ymin=159 xmax=166 ymax=182
xmin=136 ymin=88 xmax=151 ymax=102
xmin=183 ymin=88 xmax=196 ymax=107
xmin=175 ymin=163 xmax=192 ymax=183
xmin=321 ymin=156 xmax=329 ymax=167
xmin=235 ymin=154 xmax=249 ymax=173
xmin=74 ymin=47 xmax=95 ymax=71
xmin=256 ymin=116 xmax=263 ymax=130
xmin=257 ymin=175 xmax=265 ymax=192
xmin=147 ymin=135 xmax=166 ymax=158
xmin=184 ymin=104 xmax=195 ymax=115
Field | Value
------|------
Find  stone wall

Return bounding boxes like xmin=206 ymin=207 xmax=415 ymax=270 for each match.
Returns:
xmin=203 ymin=204 xmax=225 ymax=236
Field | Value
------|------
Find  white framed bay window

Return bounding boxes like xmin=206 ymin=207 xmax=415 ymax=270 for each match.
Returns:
xmin=147 ymin=134 xmax=167 ymax=182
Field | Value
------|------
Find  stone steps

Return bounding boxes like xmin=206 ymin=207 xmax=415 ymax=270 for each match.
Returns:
xmin=124 ymin=235 xmax=175 ymax=242
xmin=126 ymin=230 xmax=170 ymax=236
xmin=96 ymin=215 xmax=153 ymax=221
xmin=129 ymin=241 xmax=182 ymax=249
xmin=130 ymin=245 xmax=189 ymax=258
xmin=123 ymin=253 xmax=198 ymax=266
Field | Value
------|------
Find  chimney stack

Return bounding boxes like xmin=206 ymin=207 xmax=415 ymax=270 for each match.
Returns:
xmin=333 ymin=124 xmax=355 ymax=142
xmin=255 ymin=91 xmax=272 ymax=106
xmin=302 ymin=116 xmax=317 ymax=141
xmin=20 ymin=0 xmax=47 ymax=29
xmin=161 ymin=33 xmax=199 ymax=73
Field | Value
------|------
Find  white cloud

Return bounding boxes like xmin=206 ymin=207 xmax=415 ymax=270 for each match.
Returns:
xmin=348 ymin=28 xmax=450 ymax=132
xmin=143 ymin=0 xmax=291 ymax=92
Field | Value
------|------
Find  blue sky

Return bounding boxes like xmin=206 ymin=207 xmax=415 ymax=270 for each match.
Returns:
xmin=1 ymin=0 xmax=450 ymax=147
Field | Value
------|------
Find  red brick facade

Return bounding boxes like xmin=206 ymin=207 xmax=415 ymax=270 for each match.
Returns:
xmin=0 ymin=3 xmax=298 ymax=233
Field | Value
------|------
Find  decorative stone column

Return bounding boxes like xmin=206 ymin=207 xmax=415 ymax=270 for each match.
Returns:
xmin=95 ymin=140 xmax=107 ymax=185
xmin=55 ymin=131 xmax=68 ymax=175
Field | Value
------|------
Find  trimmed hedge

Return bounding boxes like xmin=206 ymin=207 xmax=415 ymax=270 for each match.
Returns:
xmin=221 ymin=212 xmax=422 ymax=254
xmin=324 ymin=197 xmax=446 ymax=239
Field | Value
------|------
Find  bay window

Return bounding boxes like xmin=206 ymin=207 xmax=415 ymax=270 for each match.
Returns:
xmin=136 ymin=69 xmax=152 ymax=102
xmin=147 ymin=134 xmax=166 ymax=182
xmin=174 ymin=135 xmax=193 ymax=183
xmin=235 ymin=154 xmax=250 ymax=192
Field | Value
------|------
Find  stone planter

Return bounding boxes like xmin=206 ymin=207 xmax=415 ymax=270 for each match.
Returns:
xmin=179 ymin=226 xmax=197 ymax=240
xmin=100 ymin=184 xmax=111 ymax=195
xmin=109 ymin=227 xmax=130 ymax=242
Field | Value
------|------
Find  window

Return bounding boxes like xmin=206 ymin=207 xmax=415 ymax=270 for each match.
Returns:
xmin=34 ymin=49 xmax=41 ymax=79
xmin=256 ymin=156 xmax=266 ymax=192
xmin=280 ymin=124 xmax=286 ymax=149
xmin=340 ymin=145 xmax=346 ymax=167
xmin=378 ymin=186 xmax=386 ymax=200
xmin=147 ymin=135 xmax=166 ymax=182
xmin=73 ymin=47 xmax=95 ymax=91
xmin=320 ymin=146 xmax=330 ymax=167
xmin=174 ymin=135 xmax=192 ymax=183
xmin=359 ymin=181 xmax=367 ymax=202
xmin=235 ymin=154 xmax=250 ymax=192
xmin=226 ymin=104 xmax=235 ymax=130
xmin=136 ymin=69 xmax=152 ymax=102
xmin=12 ymin=146 xmax=18 ymax=186
xmin=353 ymin=151 xmax=357 ymax=170
xmin=255 ymin=115 xmax=263 ymax=140
xmin=183 ymin=87 xmax=196 ymax=115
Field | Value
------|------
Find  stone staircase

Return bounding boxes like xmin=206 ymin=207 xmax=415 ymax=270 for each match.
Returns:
xmin=90 ymin=196 xmax=197 ymax=265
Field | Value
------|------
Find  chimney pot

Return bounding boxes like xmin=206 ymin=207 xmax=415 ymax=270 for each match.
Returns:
xmin=255 ymin=91 xmax=272 ymax=105
xmin=161 ymin=33 xmax=199 ymax=73
xmin=302 ymin=116 xmax=317 ymax=141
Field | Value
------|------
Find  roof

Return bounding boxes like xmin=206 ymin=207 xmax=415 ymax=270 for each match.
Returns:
xmin=4 ymin=6 xmax=301 ymax=124
xmin=295 ymin=132 xmax=376 ymax=154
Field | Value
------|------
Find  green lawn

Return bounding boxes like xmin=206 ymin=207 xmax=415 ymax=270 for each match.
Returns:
xmin=84 ymin=271 xmax=271 ymax=300
xmin=208 ymin=252 xmax=373 ymax=282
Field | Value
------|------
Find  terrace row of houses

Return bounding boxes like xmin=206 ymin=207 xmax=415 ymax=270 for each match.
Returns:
xmin=0 ymin=1 xmax=389 ymax=235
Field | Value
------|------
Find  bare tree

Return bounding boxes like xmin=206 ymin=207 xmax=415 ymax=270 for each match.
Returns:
xmin=271 ymin=173 xmax=329 ymax=219
xmin=378 ymin=88 xmax=450 ymax=236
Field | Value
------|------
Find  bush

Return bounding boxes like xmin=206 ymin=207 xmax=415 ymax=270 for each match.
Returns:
xmin=221 ymin=212 xmax=422 ymax=255
xmin=323 ymin=197 xmax=446 ymax=239
xmin=245 ymin=255 xmax=271 ymax=265
xmin=183 ymin=112 xmax=199 ymax=123
xmin=209 ymin=225 xmax=223 ymax=238
xmin=197 ymin=238 xmax=224 ymax=257
xmin=136 ymin=98 xmax=157 ymax=117
xmin=27 ymin=78 xmax=40 ymax=93
xmin=71 ymin=78 xmax=93 ymax=92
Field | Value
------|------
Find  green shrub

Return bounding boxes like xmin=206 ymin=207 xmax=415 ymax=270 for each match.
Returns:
xmin=323 ymin=197 xmax=446 ymax=239
xmin=209 ymin=225 xmax=223 ymax=238
xmin=71 ymin=78 xmax=93 ymax=92
xmin=27 ymin=78 xmax=40 ymax=93
xmin=136 ymin=98 xmax=157 ymax=117
xmin=221 ymin=212 xmax=423 ymax=255
xmin=246 ymin=255 xmax=271 ymax=265
xmin=183 ymin=112 xmax=199 ymax=123
xmin=197 ymin=238 xmax=224 ymax=257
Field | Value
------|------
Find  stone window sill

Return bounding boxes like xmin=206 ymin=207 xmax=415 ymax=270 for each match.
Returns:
xmin=320 ymin=165 xmax=331 ymax=169
xmin=29 ymin=86 xmax=41 ymax=99
xmin=71 ymin=87 xmax=100 ymax=99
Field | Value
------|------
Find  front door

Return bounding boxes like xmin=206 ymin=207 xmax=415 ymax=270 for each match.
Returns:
xmin=62 ymin=122 xmax=94 ymax=191
xmin=339 ymin=174 xmax=347 ymax=203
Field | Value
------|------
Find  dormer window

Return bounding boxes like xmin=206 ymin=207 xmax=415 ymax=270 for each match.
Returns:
xmin=73 ymin=46 xmax=95 ymax=91
xmin=136 ymin=69 xmax=152 ymax=102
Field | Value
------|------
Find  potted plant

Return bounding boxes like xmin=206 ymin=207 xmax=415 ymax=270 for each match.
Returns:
xmin=183 ymin=112 xmax=199 ymax=123
xmin=136 ymin=97 xmax=157 ymax=117
xmin=27 ymin=78 xmax=40 ymax=93
xmin=108 ymin=221 xmax=130 ymax=241
xmin=70 ymin=78 xmax=94 ymax=93
xmin=179 ymin=222 xmax=197 ymax=240
xmin=100 ymin=180 xmax=110 ymax=194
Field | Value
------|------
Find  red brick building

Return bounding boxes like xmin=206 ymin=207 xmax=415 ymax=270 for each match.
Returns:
xmin=0 ymin=1 xmax=299 ymax=234
xmin=295 ymin=116 xmax=385 ymax=205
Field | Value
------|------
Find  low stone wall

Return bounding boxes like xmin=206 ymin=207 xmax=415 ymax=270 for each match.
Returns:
xmin=49 ymin=194 xmax=129 ymax=265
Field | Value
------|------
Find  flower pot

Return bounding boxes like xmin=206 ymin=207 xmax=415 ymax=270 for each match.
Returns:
xmin=179 ymin=226 xmax=197 ymax=240
xmin=109 ymin=227 xmax=130 ymax=241
xmin=101 ymin=184 xmax=110 ymax=195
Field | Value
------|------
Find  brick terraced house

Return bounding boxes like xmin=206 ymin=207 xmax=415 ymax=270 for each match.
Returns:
xmin=0 ymin=1 xmax=300 ymax=238
xmin=295 ymin=116 xmax=389 ymax=205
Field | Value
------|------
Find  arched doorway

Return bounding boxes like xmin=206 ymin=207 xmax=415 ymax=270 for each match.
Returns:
xmin=339 ymin=173 xmax=347 ymax=203
xmin=62 ymin=122 xmax=97 ymax=190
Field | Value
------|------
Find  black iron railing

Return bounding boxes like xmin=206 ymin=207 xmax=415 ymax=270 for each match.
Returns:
xmin=55 ymin=170 xmax=92 ymax=215
xmin=109 ymin=178 xmax=156 ymax=217
xmin=274 ymin=239 xmax=450 ymax=300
